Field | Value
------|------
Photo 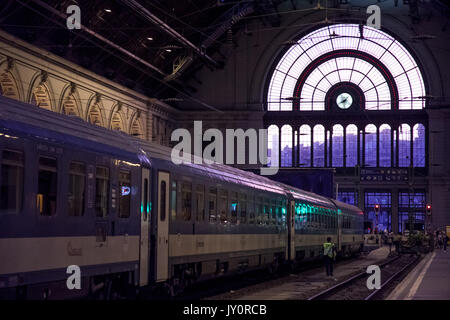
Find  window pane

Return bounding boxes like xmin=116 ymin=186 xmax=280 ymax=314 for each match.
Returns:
xmin=413 ymin=124 xmax=425 ymax=167
xmin=68 ymin=161 xmax=85 ymax=217
xmin=208 ymin=187 xmax=217 ymax=223
xmin=240 ymin=193 xmax=247 ymax=224
xmin=281 ymin=125 xmax=292 ymax=167
xmin=196 ymin=184 xmax=205 ymax=222
xmin=38 ymin=156 xmax=57 ymax=216
xmin=230 ymin=191 xmax=238 ymax=224
xmin=218 ymin=189 xmax=228 ymax=224
xmin=171 ymin=181 xmax=177 ymax=221
xmin=379 ymin=124 xmax=391 ymax=167
xmin=346 ymin=124 xmax=357 ymax=167
xmin=364 ymin=124 xmax=377 ymax=167
xmin=267 ymin=125 xmax=279 ymax=167
xmin=95 ymin=166 xmax=109 ymax=217
xmin=332 ymin=125 xmax=344 ymax=167
xmin=118 ymin=170 xmax=131 ymax=218
xmin=0 ymin=150 xmax=23 ymax=214
xmin=313 ymin=125 xmax=325 ymax=167
xmin=181 ymin=182 xmax=192 ymax=221
xmin=299 ymin=125 xmax=311 ymax=167
xmin=399 ymin=124 xmax=411 ymax=167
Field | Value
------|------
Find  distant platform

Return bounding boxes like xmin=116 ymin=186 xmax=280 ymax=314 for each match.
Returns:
xmin=388 ymin=249 xmax=450 ymax=300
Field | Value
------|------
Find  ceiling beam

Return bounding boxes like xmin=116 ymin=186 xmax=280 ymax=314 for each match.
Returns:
xmin=29 ymin=0 xmax=167 ymax=76
xmin=120 ymin=0 xmax=219 ymax=67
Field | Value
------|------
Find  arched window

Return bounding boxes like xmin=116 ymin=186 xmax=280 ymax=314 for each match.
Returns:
xmin=267 ymin=24 xmax=426 ymax=111
xmin=62 ymin=94 xmax=80 ymax=116
xmin=346 ymin=124 xmax=358 ymax=167
xmin=413 ymin=124 xmax=425 ymax=167
xmin=111 ymin=111 xmax=124 ymax=132
xmin=31 ymin=84 xmax=52 ymax=111
xmin=267 ymin=125 xmax=279 ymax=167
xmin=313 ymin=125 xmax=325 ymax=167
xmin=332 ymin=124 xmax=344 ymax=167
xmin=281 ymin=125 xmax=293 ymax=167
xmin=130 ymin=117 xmax=143 ymax=137
xmin=88 ymin=103 xmax=104 ymax=127
xmin=399 ymin=124 xmax=411 ymax=167
xmin=364 ymin=124 xmax=377 ymax=167
xmin=0 ymin=72 xmax=20 ymax=101
xmin=379 ymin=124 xmax=391 ymax=167
xmin=299 ymin=125 xmax=311 ymax=167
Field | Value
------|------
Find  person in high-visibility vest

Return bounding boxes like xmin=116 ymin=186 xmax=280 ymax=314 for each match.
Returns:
xmin=323 ymin=237 xmax=337 ymax=279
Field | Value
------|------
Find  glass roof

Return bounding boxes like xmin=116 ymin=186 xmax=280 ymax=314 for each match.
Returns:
xmin=267 ymin=24 xmax=426 ymax=111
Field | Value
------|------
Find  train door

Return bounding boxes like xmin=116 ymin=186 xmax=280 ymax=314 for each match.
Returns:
xmin=288 ymin=200 xmax=295 ymax=261
xmin=156 ymin=171 xmax=170 ymax=282
xmin=139 ymin=168 xmax=150 ymax=286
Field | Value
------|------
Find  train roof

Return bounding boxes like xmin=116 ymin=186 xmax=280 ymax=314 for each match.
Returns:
xmin=329 ymin=199 xmax=364 ymax=216
xmin=0 ymin=96 xmax=363 ymax=210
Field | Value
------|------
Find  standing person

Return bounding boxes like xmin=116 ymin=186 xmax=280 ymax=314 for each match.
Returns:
xmin=438 ymin=232 xmax=443 ymax=249
xmin=442 ymin=233 xmax=449 ymax=251
xmin=323 ymin=237 xmax=337 ymax=280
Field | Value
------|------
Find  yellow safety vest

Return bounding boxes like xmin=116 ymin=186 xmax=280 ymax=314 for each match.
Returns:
xmin=323 ymin=242 xmax=334 ymax=258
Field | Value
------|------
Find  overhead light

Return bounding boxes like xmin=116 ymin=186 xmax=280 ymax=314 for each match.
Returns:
xmin=104 ymin=8 xmax=112 ymax=13
xmin=147 ymin=37 xmax=153 ymax=41
xmin=165 ymin=49 xmax=172 ymax=52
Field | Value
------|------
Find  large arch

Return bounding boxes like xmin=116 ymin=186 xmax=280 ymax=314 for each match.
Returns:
xmin=129 ymin=112 xmax=144 ymax=137
xmin=266 ymin=24 xmax=426 ymax=111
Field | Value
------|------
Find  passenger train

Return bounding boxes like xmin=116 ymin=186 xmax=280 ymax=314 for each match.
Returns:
xmin=0 ymin=96 xmax=364 ymax=299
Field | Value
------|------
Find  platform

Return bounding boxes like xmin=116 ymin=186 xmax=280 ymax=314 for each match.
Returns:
xmin=387 ymin=249 xmax=450 ymax=300
xmin=232 ymin=246 xmax=392 ymax=300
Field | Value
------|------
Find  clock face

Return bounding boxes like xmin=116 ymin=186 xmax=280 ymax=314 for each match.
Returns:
xmin=336 ymin=92 xmax=353 ymax=109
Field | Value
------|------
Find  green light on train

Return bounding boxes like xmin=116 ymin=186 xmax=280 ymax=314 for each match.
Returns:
xmin=282 ymin=207 xmax=286 ymax=215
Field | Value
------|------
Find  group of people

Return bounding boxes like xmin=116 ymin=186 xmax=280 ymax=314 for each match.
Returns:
xmin=322 ymin=229 xmax=449 ymax=279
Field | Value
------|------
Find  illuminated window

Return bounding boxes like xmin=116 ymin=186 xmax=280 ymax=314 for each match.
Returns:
xmin=267 ymin=24 xmax=425 ymax=111
xmin=379 ymin=124 xmax=391 ymax=167
xmin=399 ymin=124 xmax=411 ymax=167
xmin=313 ymin=125 xmax=325 ymax=167
xmin=299 ymin=125 xmax=311 ymax=167
xmin=364 ymin=124 xmax=377 ymax=167
xmin=332 ymin=124 xmax=344 ymax=167
xmin=346 ymin=124 xmax=358 ymax=167
xmin=267 ymin=125 xmax=279 ymax=167
xmin=281 ymin=125 xmax=292 ymax=167
xmin=413 ymin=124 xmax=425 ymax=167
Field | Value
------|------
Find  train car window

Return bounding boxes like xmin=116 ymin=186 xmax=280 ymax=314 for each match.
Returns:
xmin=38 ymin=156 xmax=57 ymax=216
xmin=196 ymin=184 xmax=205 ymax=222
xmin=248 ymin=195 xmax=254 ymax=224
xmin=0 ymin=149 xmax=24 ymax=214
xmin=171 ymin=181 xmax=177 ymax=221
xmin=160 ymin=181 xmax=166 ymax=221
xmin=230 ymin=192 xmax=238 ymax=224
xmin=95 ymin=166 xmax=109 ymax=217
xmin=68 ymin=161 xmax=85 ymax=216
xmin=218 ymin=189 xmax=228 ymax=224
xmin=264 ymin=199 xmax=270 ymax=225
xmin=181 ymin=182 xmax=192 ymax=221
xmin=239 ymin=193 xmax=247 ymax=224
xmin=118 ymin=170 xmax=131 ymax=218
xmin=208 ymin=187 xmax=217 ymax=223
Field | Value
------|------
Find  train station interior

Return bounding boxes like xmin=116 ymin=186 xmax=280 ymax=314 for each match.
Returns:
xmin=0 ymin=0 xmax=449 ymax=302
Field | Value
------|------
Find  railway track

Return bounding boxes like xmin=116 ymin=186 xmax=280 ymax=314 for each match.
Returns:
xmin=307 ymin=254 xmax=421 ymax=300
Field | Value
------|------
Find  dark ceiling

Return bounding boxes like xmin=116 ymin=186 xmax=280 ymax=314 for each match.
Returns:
xmin=0 ymin=0 xmax=282 ymax=110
